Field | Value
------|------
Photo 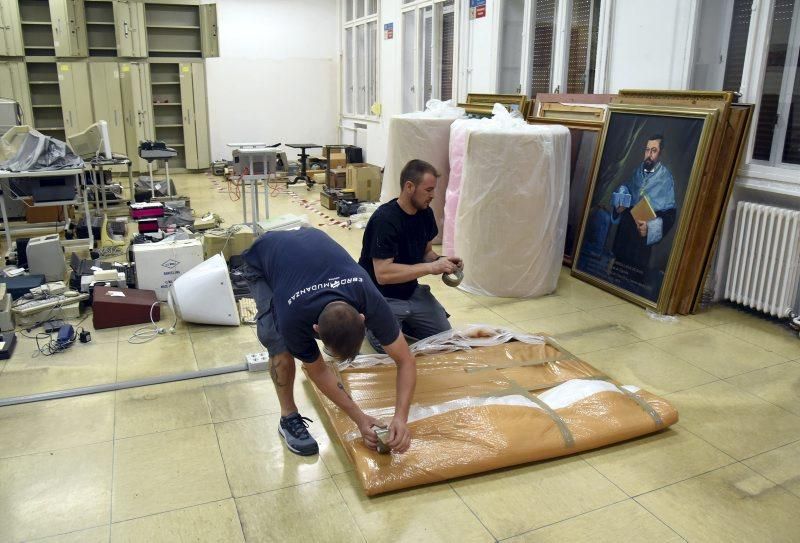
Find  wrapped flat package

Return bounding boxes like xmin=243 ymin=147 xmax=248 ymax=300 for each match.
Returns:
xmin=307 ymin=326 xmax=678 ymax=496
xmin=455 ymin=123 xmax=570 ymax=297
xmin=380 ymin=100 xmax=464 ymax=244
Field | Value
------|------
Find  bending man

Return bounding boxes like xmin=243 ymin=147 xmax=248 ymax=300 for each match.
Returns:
xmin=241 ymin=227 xmax=416 ymax=456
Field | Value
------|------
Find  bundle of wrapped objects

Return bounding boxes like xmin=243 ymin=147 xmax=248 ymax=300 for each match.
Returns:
xmin=449 ymin=106 xmax=570 ymax=298
xmin=380 ymin=100 xmax=465 ymax=244
xmin=307 ymin=325 xmax=678 ymax=496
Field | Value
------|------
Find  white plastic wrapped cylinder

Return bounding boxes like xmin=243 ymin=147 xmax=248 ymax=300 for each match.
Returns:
xmin=380 ymin=101 xmax=464 ymax=244
xmin=455 ymin=125 xmax=570 ymax=298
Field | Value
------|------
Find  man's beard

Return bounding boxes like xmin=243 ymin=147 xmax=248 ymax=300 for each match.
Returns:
xmin=644 ymin=158 xmax=656 ymax=170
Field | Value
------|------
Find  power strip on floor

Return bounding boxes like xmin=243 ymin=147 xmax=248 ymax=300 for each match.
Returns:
xmin=246 ymin=351 xmax=269 ymax=372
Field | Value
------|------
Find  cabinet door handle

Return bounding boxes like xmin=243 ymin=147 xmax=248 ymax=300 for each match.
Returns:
xmin=187 ymin=109 xmax=192 ymax=125
xmin=124 ymin=22 xmax=129 ymax=38
xmin=68 ymin=111 xmax=73 ymax=127
xmin=114 ymin=110 xmax=119 ymax=126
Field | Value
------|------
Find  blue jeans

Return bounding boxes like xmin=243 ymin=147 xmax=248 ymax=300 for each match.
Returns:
xmin=367 ymin=284 xmax=451 ymax=352
xmin=240 ymin=263 xmax=288 ymax=357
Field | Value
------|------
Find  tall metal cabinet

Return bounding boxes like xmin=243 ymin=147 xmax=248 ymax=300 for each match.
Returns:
xmin=57 ymin=60 xmax=93 ymax=134
xmin=88 ymin=61 xmax=126 ymax=153
xmin=2 ymin=0 xmax=217 ymax=172
xmin=49 ymin=0 xmax=88 ymax=57
xmin=0 ymin=61 xmax=34 ymax=125
xmin=113 ymin=0 xmax=146 ymax=57
xmin=0 ymin=2 xmax=25 ymax=56
xmin=119 ymin=61 xmax=153 ymax=171
xmin=149 ymin=60 xmax=209 ymax=170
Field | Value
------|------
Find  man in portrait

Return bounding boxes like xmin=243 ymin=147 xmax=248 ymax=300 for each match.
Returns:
xmin=609 ymin=134 xmax=677 ymax=283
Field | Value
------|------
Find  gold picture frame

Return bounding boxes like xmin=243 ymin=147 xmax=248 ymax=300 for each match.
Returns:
xmin=457 ymin=103 xmax=495 ymax=118
xmin=466 ymin=93 xmax=529 ymax=117
xmin=571 ymin=104 xmax=718 ymax=312
xmin=528 ymin=117 xmax=604 ymax=266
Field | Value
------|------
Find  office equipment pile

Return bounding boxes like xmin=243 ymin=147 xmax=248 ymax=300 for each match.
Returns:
xmin=0 ymin=130 xmax=268 ymax=356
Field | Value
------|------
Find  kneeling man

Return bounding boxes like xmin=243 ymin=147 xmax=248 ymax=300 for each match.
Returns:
xmin=358 ymin=159 xmax=463 ymax=351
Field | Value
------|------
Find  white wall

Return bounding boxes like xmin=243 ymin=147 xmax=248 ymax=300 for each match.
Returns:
xmin=602 ymin=0 xmax=698 ymax=92
xmin=205 ymin=0 xmax=339 ymax=161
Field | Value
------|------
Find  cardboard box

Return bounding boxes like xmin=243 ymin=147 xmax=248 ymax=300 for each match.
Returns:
xmin=320 ymin=190 xmax=338 ymax=210
xmin=328 ymin=152 xmax=347 ymax=170
xmin=92 ymin=287 xmax=159 ymax=329
xmin=327 ymin=168 xmax=347 ymax=189
xmin=346 ymin=164 xmax=382 ymax=202
xmin=202 ymin=225 xmax=254 ymax=261
xmin=24 ymin=198 xmax=73 ymax=223
xmin=132 ymin=239 xmax=204 ymax=301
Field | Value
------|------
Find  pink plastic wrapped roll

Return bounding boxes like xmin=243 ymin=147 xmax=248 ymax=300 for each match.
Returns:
xmin=443 ymin=119 xmax=484 ymax=257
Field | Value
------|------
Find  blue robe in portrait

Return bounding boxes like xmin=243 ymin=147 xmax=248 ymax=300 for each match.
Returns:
xmin=610 ymin=161 xmax=677 ymax=276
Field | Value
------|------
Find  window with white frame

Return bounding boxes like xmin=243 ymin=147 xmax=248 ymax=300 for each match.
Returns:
xmin=498 ymin=0 xmax=602 ymax=97
xmin=691 ymin=1 xmax=753 ymax=95
xmin=401 ymin=0 xmax=456 ymax=113
xmin=753 ymin=0 xmax=800 ymax=167
xmin=692 ymin=0 xmax=800 ymax=170
xmin=343 ymin=0 xmax=378 ymax=117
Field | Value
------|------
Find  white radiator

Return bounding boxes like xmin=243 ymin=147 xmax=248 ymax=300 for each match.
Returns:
xmin=725 ymin=202 xmax=800 ymax=317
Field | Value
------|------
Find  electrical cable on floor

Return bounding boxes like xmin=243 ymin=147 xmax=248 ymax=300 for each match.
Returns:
xmin=128 ymin=301 xmax=178 ymax=344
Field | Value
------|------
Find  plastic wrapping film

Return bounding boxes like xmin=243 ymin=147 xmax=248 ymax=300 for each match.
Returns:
xmin=443 ymin=106 xmax=527 ymax=256
xmin=442 ymin=118 xmax=485 ymax=256
xmin=380 ymin=100 xmax=465 ymax=244
xmin=307 ymin=325 xmax=678 ymax=496
xmin=454 ymin=121 xmax=570 ymax=297
xmin=0 ymin=126 xmax=83 ymax=172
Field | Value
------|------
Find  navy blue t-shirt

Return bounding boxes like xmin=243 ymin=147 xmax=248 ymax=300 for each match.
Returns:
xmin=243 ymin=228 xmax=400 ymax=362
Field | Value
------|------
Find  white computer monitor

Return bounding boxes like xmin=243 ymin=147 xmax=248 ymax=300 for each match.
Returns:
xmin=67 ymin=120 xmax=112 ymax=160
xmin=167 ymin=254 xmax=240 ymax=326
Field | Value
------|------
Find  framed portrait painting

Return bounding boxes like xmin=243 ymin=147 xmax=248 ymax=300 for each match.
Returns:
xmin=572 ymin=105 xmax=717 ymax=311
xmin=529 ymin=118 xmax=603 ymax=265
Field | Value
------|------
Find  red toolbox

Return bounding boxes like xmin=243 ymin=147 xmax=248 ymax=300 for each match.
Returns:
xmin=92 ymin=287 xmax=160 ymax=329
xmin=129 ymin=202 xmax=165 ymax=220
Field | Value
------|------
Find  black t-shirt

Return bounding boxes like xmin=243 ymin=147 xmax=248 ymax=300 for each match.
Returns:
xmin=243 ymin=228 xmax=400 ymax=363
xmin=358 ymin=199 xmax=438 ymax=300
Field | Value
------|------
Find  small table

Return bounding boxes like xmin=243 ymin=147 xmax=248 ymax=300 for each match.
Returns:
xmin=86 ymin=156 xmax=134 ymax=211
xmin=286 ymin=143 xmax=322 ymax=189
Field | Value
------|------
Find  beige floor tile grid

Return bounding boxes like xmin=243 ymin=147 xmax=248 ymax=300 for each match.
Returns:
xmin=0 ymin=173 xmax=798 ymax=542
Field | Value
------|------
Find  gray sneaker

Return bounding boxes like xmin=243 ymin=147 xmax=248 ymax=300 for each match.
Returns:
xmin=278 ymin=413 xmax=319 ymax=456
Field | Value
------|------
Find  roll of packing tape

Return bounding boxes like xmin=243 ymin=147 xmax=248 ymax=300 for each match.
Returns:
xmin=372 ymin=425 xmax=390 ymax=454
xmin=442 ymin=268 xmax=464 ymax=288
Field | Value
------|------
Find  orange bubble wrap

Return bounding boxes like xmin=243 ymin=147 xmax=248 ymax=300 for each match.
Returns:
xmin=307 ymin=338 xmax=678 ymax=496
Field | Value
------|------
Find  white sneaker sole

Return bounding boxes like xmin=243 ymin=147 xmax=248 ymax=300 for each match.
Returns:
xmin=278 ymin=426 xmax=319 ymax=456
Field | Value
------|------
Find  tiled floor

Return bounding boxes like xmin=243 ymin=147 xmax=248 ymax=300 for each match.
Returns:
xmin=1 ymin=173 xmax=800 ymax=542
